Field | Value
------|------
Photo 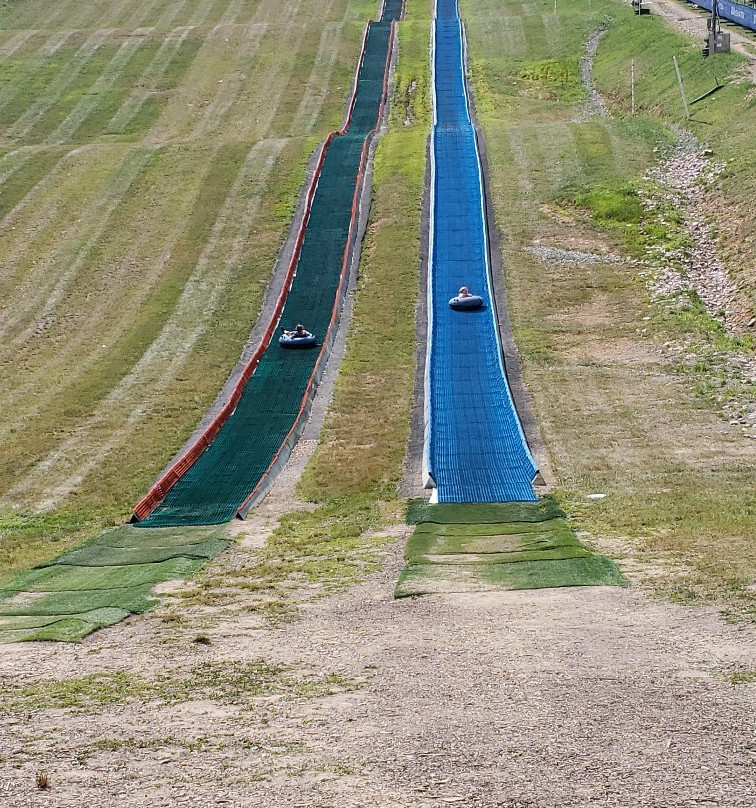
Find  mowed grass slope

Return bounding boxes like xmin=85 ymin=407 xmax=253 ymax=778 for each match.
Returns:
xmin=0 ymin=0 xmax=376 ymax=579
xmin=461 ymin=0 xmax=755 ymax=612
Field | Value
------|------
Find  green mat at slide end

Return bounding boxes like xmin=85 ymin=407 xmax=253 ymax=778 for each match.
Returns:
xmin=396 ymin=501 xmax=626 ymax=597
xmin=0 ymin=608 xmax=131 ymax=644
xmin=406 ymin=497 xmax=564 ymax=524
xmin=0 ymin=526 xmax=228 ymax=643
xmin=395 ymin=557 xmax=628 ymax=598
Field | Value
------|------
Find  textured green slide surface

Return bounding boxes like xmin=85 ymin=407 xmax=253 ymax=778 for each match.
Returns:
xmin=0 ymin=526 xmax=227 ymax=642
xmin=396 ymin=499 xmax=626 ymax=597
xmin=140 ymin=20 xmax=395 ymax=526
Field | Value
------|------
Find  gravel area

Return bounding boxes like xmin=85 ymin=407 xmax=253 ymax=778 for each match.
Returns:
xmin=641 ymin=128 xmax=749 ymax=329
xmin=574 ymin=25 xmax=610 ymax=122
xmin=525 ymin=246 xmax=624 ymax=265
xmin=639 ymin=128 xmax=756 ymax=438
xmin=0 ymin=541 xmax=754 ymax=808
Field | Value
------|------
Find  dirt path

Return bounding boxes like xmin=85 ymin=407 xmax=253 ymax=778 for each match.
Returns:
xmin=0 ymin=525 xmax=754 ymax=807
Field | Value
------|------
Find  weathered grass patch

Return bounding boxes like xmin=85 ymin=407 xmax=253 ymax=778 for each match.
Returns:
xmin=0 ymin=661 xmax=362 ymax=713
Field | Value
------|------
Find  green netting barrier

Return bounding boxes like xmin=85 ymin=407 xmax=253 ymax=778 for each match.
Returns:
xmin=139 ymin=20 xmax=395 ymax=527
xmin=406 ymin=498 xmax=565 ymax=524
xmin=395 ymin=557 xmax=628 ymax=598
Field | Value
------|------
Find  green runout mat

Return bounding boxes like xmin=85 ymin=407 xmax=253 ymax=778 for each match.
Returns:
xmin=407 ymin=498 xmax=564 ymax=525
xmin=0 ymin=584 xmax=159 ymax=616
xmin=418 ymin=547 xmax=593 ymax=565
xmin=52 ymin=538 xmax=227 ymax=566
xmin=74 ymin=525 xmax=225 ymax=549
xmin=406 ymin=519 xmax=579 ymax=558
xmin=2 ymin=557 xmax=207 ymax=593
xmin=0 ymin=608 xmax=130 ymax=643
xmin=395 ymin=557 xmax=628 ymax=597
xmin=0 ymin=526 xmax=230 ymax=642
xmin=412 ymin=520 xmax=573 ymax=537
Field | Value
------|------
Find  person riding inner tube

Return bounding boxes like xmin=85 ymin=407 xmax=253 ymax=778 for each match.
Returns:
xmin=279 ymin=324 xmax=317 ymax=348
xmin=449 ymin=286 xmax=483 ymax=310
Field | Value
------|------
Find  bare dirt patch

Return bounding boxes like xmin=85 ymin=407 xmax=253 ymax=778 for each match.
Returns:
xmin=0 ymin=539 xmax=754 ymax=808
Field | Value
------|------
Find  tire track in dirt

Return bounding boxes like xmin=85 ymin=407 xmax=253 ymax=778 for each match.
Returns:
xmin=5 ymin=139 xmax=288 ymax=508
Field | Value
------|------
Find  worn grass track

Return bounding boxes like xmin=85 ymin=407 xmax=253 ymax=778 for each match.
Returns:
xmin=0 ymin=0 xmax=375 ymax=580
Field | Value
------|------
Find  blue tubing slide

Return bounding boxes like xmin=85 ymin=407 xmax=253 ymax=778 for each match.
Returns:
xmin=423 ymin=0 xmax=538 ymax=503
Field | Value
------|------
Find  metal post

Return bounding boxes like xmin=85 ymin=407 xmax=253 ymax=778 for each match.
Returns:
xmin=631 ymin=59 xmax=635 ymax=116
xmin=673 ymin=56 xmax=689 ymax=120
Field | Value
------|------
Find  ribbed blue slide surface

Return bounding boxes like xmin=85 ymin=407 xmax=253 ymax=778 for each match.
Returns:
xmin=425 ymin=0 xmax=537 ymax=502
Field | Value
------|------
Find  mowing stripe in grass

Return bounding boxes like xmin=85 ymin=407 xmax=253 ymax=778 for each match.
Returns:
xmin=0 ymin=143 xmax=248 ymax=473
xmin=0 ymin=146 xmax=69 ymax=220
xmin=0 ymin=146 xmax=154 ymax=350
xmin=0 ymin=30 xmax=38 ymax=57
xmin=1 ymin=0 xmax=79 ymax=32
xmin=268 ymin=14 xmax=341 ymax=139
xmin=0 ymin=31 xmax=84 ymax=120
xmin=194 ymin=0 xmax=310 ymax=143
xmin=0 ymin=143 xmax=115 ymax=320
xmin=45 ymin=36 xmax=153 ymax=144
xmin=289 ymin=22 xmax=346 ymax=135
xmin=122 ymin=0 xmax=166 ymax=29
xmin=3 ymin=29 xmax=114 ymax=142
xmin=9 ymin=139 xmax=289 ymax=508
xmin=104 ymin=28 xmax=203 ymax=137
xmin=187 ymin=14 xmax=279 ymax=141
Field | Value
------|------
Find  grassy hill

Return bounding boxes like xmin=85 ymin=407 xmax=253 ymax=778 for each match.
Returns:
xmin=0 ymin=0 xmax=375 ymax=576
xmin=1 ymin=0 xmax=753 ymax=614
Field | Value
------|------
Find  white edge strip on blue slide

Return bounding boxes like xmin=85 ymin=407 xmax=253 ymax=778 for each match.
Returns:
xmin=421 ymin=0 xmax=438 ymax=490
